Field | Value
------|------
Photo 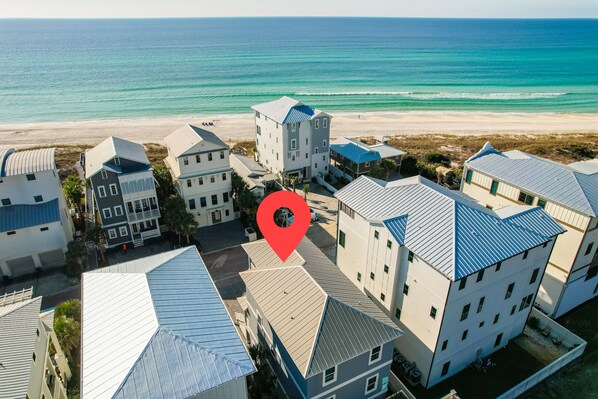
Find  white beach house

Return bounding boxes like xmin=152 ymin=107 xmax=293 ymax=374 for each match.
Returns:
xmin=334 ymin=175 xmax=564 ymax=388
xmin=252 ymin=96 xmax=332 ymax=180
xmin=462 ymin=143 xmax=598 ymax=318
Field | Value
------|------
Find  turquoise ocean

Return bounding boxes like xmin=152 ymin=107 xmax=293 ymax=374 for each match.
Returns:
xmin=0 ymin=18 xmax=597 ymax=123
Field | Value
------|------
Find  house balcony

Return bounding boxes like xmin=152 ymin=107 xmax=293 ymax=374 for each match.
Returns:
xmin=127 ymin=208 xmax=160 ymax=222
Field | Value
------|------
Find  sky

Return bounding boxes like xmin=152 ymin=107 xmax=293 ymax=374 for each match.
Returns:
xmin=1 ymin=0 xmax=597 ymax=19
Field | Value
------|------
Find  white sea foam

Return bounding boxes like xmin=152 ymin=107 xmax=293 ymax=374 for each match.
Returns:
xmin=296 ymin=91 xmax=567 ymax=100
xmin=296 ymin=91 xmax=413 ymax=96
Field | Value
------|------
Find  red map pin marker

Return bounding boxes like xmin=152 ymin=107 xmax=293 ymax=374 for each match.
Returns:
xmin=257 ymin=190 xmax=311 ymax=261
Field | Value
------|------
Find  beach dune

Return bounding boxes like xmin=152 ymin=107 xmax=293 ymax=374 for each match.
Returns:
xmin=0 ymin=111 xmax=597 ymax=149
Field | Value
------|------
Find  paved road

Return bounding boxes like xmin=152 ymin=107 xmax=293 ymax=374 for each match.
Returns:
xmin=41 ymin=285 xmax=81 ymax=309
xmin=201 ymin=245 xmax=249 ymax=300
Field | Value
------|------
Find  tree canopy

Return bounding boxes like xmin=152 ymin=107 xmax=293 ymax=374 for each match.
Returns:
xmin=163 ymin=194 xmax=198 ymax=244
xmin=153 ymin=164 xmax=176 ymax=210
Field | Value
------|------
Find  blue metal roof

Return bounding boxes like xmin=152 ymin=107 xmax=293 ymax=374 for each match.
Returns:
xmin=330 ymin=141 xmax=381 ymax=164
xmin=283 ymin=105 xmax=315 ymax=124
xmin=0 ymin=199 xmax=60 ymax=233
xmin=384 ymin=215 xmax=408 ymax=245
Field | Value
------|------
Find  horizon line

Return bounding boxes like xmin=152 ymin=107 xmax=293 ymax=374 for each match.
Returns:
xmin=1 ymin=16 xmax=597 ymax=20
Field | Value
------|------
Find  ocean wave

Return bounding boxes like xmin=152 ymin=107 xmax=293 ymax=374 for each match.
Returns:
xmin=296 ymin=91 xmax=567 ymax=100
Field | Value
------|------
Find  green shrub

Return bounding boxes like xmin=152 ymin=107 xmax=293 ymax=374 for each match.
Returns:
xmin=424 ymin=152 xmax=451 ymax=167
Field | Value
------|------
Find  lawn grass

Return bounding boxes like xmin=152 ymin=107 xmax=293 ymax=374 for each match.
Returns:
xmin=232 ymin=140 xmax=256 ymax=157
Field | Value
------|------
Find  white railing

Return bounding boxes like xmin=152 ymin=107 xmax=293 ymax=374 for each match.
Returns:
xmin=127 ymin=208 xmax=160 ymax=222
xmin=316 ymin=175 xmax=337 ymax=193
xmin=141 ymin=228 xmax=161 ymax=240
xmin=388 ymin=371 xmax=417 ymax=399
xmin=496 ymin=308 xmax=587 ymax=399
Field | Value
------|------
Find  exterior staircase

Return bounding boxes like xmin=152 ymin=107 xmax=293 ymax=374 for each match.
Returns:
xmin=132 ymin=235 xmax=144 ymax=247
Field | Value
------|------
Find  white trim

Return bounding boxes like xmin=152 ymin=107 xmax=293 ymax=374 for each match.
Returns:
xmin=100 ymin=170 xmax=108 ymax=180
xmin=322 ymin=365 xmax=337 ymax=387
xmin=102 ymin=208 xmax=112 ymax=219
xmin=109 ymin=183 xmax=118 ymax=195
xmin=365 ymin=373 xmax=379 ymax=395
xmin=311 ymin=360 xmax=391 ymax=399
xmin=315 ymin=119 xmax=320 ymax=129
xmin=291 ymin=139 xmax=297 ymax=150
xmin=98 ymin=186 xmax=106 ymax=198
xmin=368 ymin=390 xmax=387 ymax=399
xmin=114 ymin=205 xmax=123 ymax=216
xmin=108 ymin=228 xmax=117 ymax=239
xmin=368 ymin=345 xmax=382 ymax=365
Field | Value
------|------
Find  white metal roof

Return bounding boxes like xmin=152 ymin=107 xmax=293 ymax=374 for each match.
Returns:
xmin=335 ymin=175 xmax=565 ymax=280
xmin=0 ymin=147 xmax=56 ymax=177
xmin=251 ymin=96 xmax=326 ymax=124
xmin=81 ymin=247 xmax=255 ymax=399
xmin=240 ymin=238 xmax=402 ymax=378
xmin=229 ymin=154 xmax=276 ymax=191
xmin=85 ymin=136 xmax=150 ymax=179
xmin=466 ymin=143 xmax=598 ymax=217
xmin=164 ymin=124 xmax=229 ymax=159
xmin=0 ymin=294 xmax=42 ymax=399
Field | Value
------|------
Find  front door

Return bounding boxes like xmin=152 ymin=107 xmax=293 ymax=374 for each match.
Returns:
xmin=211 ymin=210 xmax=222 ymax=224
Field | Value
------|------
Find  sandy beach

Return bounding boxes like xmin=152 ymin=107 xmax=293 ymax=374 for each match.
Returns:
xmin=1 ymin=111 xmax=597 ymax=149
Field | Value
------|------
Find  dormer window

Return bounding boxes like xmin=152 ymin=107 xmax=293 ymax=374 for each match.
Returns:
xmin=323 ymin=118 xmax=328 ymax=128
xmin=26 ymin=174 xmax=36 ymax=181
xmin=101 ymin=170 xmax=108 ymax=180
xmin=291 ymin=123 xmax=297 ymax=132
xmin=114 ymin=157 xmax=120 ymax=166
xmin=315 ymin=119 xmax=320 ymax=129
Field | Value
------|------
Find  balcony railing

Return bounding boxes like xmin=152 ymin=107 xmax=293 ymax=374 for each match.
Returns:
xmin=127 ymin=208 xmax=160 ymax=222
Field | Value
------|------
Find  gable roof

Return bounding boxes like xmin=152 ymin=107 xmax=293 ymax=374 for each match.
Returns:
xmin=330 ymin=137 xmax=405 ymax=164
xmin=0 ymin=147 xmax=56 ymax=177
xmin=81 ymin=247 xmax=255 ymax=399
xmin=335 ymin=176 xmax=565 ymax=281
xmin=85 ymin=137 xmax=149 ymax=179
xmin=0 ymin=290 xmax=41 ymax=399
xmin=240 ymin=238 xmax=401 ymax=378
xmin=229 ymin=154 xmax=276 ymax=191
xmin=164 ymin=124 xmax=229 ymax=159
xmin=0 ymin=198 xmax=60 ymax=233
xmin=251 ymin=96 xmax=326 ymax=124
xmin=466 ymin=143 xmax=598 ymax=217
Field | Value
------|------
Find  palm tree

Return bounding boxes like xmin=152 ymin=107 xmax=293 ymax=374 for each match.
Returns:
xmin=380 ymin=158 xmax=396 ymax=180
xmin=63 ymin=175 xmax=85 ymax=216
xmin=303 ymin=183 xmax=310 ymax=200
xmin=289 ymin=175 xmax=298 ymax=193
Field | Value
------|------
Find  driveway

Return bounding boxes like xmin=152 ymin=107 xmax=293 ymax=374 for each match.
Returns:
xmin=194 ymin=220 xmax=248 ymax=253
xmin=302 ymin=183 xmax=339 ymax=262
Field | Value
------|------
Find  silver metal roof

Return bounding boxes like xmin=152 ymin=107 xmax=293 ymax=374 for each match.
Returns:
xmin=82 ymin=247 xmax=255 ymax=399
xmin=251 ymin=96 xmax=327 ymax=124
xmin=164 ymin=124 xmax=229 ymax=159
xmin=0 ymin=147 xmax=56 ymax=177
xmin=85 ymin=136 xmax=150 ymax=179
xmin=335 ymin=175 xmax=565 ymax=280
xmin=0 ymin=293 xmax=42 ymax=399
xmin=230 ymin=154 xmax=276 ymax=191
xmin=467 ymin=143 xmax=598 ymax=217
xmin=240 ymin=238 xmax=402 ymax=378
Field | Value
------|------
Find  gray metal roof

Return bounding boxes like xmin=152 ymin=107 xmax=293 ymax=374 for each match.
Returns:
xmin=251 ymin=96 xmax=326 ymax=124
xmin=85 ymin=136 xmax=150 ymax=179
xmin=466 ymin=143 xmax=598 ymax=217
xmin=335 ymin=176 xmax=565 ymax=280
xmin=240 ymin=238 xmax=402 ymax=378
xmin=0 ymin=292 xmax=41 ymax=399
xmin=0 ymin=147 xmax=56 ymax=177
xmin=164 ymin=124 xmax=229 ymax=159
xmin=230 ymin=154 xmax=276 ymax=191
xmin=0 ymin=198 xmax=60 ymax=233
xmin=82 ymin=247 xmax=255 ymax=399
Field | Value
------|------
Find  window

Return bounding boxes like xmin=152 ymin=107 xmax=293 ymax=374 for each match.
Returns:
xmin=384 ymin=265 xmax=389 ymax=273
xmin=511 ymin=305 xmax=516 ymax=315
xmin=370 ymin=346 xmax=381 ymax=363
xmin=519 ymin=294 xmax=533 ymax=311
xmin=465 ymin=170 xmax=473 ymax=184
xmin=315 ymin=119 xmax=320 ymax=129
xmin=585 ymin=243 xmax=594 ymax=256
xmin=26 ymin=173 xmax=36 ymax=181
xmin=101 ymin=170 xmax=108 ymax=180
xmin=496 ymin=262 xmax=502 ymax=272
xmin=114 ymin=205 xmax=123 ymax=216
xmin=211 ymin=194 xmax=218 ymax=205
xmin=493 ymin=313 xmax=500 ymax=324
xmin=108 ymin=229 xmax=117 ymax=239
xmin=339 ymin=202 xmax=355 ymax=218
xmin=403 ymin=284 xmax=409 ymax=295
xmin=323 ymin=366 xmax=337 ymax=385
xmin=365 ymin=375 xmax=378 ymax=394
xmin=223 ymin=192 xmax=229 ymax=203
xmin=220 ymin=151 xmax=225 ymax=159
xmin=518 ymin=191 xmax=534 ymax=205
xmin=461 ymin=304 xmax=470 ymax=321
xmin=387 ymin=240 xmax=392 ymax=249
xmin=408 ymin=251 xmax=414 ymax=262
xmin=32 ymin=352 xmax=36 ymax=362
xmin=1 ymin=198 xmax=11 ymax=206
xmin=256 ymin=111 xmax=260 ymax=118
xmin=290 ymin=139 xmax=297 ymax=150
xmin=339 ymin=230 xmax=345 ymax=248
xmin=109 ymin=184 xmax=118 ymax=195
xmin=7 ymin=231 xmax=16 ymax=235
xmin=537 ymin=199 xmax=547 ymax=209
xmin=523 ymin=250 xmax=529 ymax=260
xmin=479 ymin=321 xmax=485 ymax=328
xmin=490 ymin=180 xmax=499 ymax=195
xmin=291 ymin=123 xmax=297 ymax=132
xmin=210 ymin=176 xmax=215 ymax=183
xmin=441 ymin=361 xmax=450 ymax=377
xmin=196 ymin=154 xmax=201 ymax=163
xmin=357 ymin=272 xmax=362 ymax=282
xmin=477 ymin=297 xmax=485 ymax=313
xmin=113 ymin=156 xmax=120 ymax=165
xmin=207 ymin=153 xmax=213 ymax=161
xmin=395 ymin=308 xmax=401 ymax=319
xmin=102 ymin=208 xmax=112 ymax=219
xmin=477 ymin=269 xmax=485 ymax=282
xmin=200 ymin=197 xmax=207 ymax=207
xmin=430 ymin=307 xmax=437 ymax=319
xmin=380 ymin=293 xmax=386 ymax=302
xmin=441 ymin=340 xmax=448 ymax=351
xmin=323 ymin=155 xmax=326 ymax=161
xmin=322 ymin=140 xmax=327 ymax=147
xmin=370 ymin=272 xmax=375 ymax=280
xmin=34 ymin=195 xmax=43 ymax=203
xmin=189 ymin=199 xmax=196 ymax=210
xmin=530 ymin=268 xmax=540 ymax=284
xmin=495 ymin=333 xmax=503 ymax=348
xmin=222 ymin=173 xmax=227 ymax=181
xmin=459 ymin=277 xmax=467 ymax=290
xmin=315 ymin=163 xmax=318 ymax=168
xmin=199 ymin=177 xmax=203 ymax=185
xmin=374 ymin=231 xmax=379 ymax=239
xmin=36 ymin=328 xmax=39 ymax=337
xmin=98 ymin=186 xmax=107 ymax=198
xmin=40 ymin=227 xmax=49 ymax=232
xmin=505 ymin=282 xmax=515 ymax=299
xmin=305 ymin=153 xmax=308 ymax=159
xmin=314 ymin=147 xmax=319 ymax=154
xmin=119 ymin=226 xmax=128 ymax=236
xmin=323 ymin=118 xmax=328 ymax=128
xmin=183 ymin=157 xmax=189 ymax=166
xmin=462 ymin=330 xmax=468 ymax=341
